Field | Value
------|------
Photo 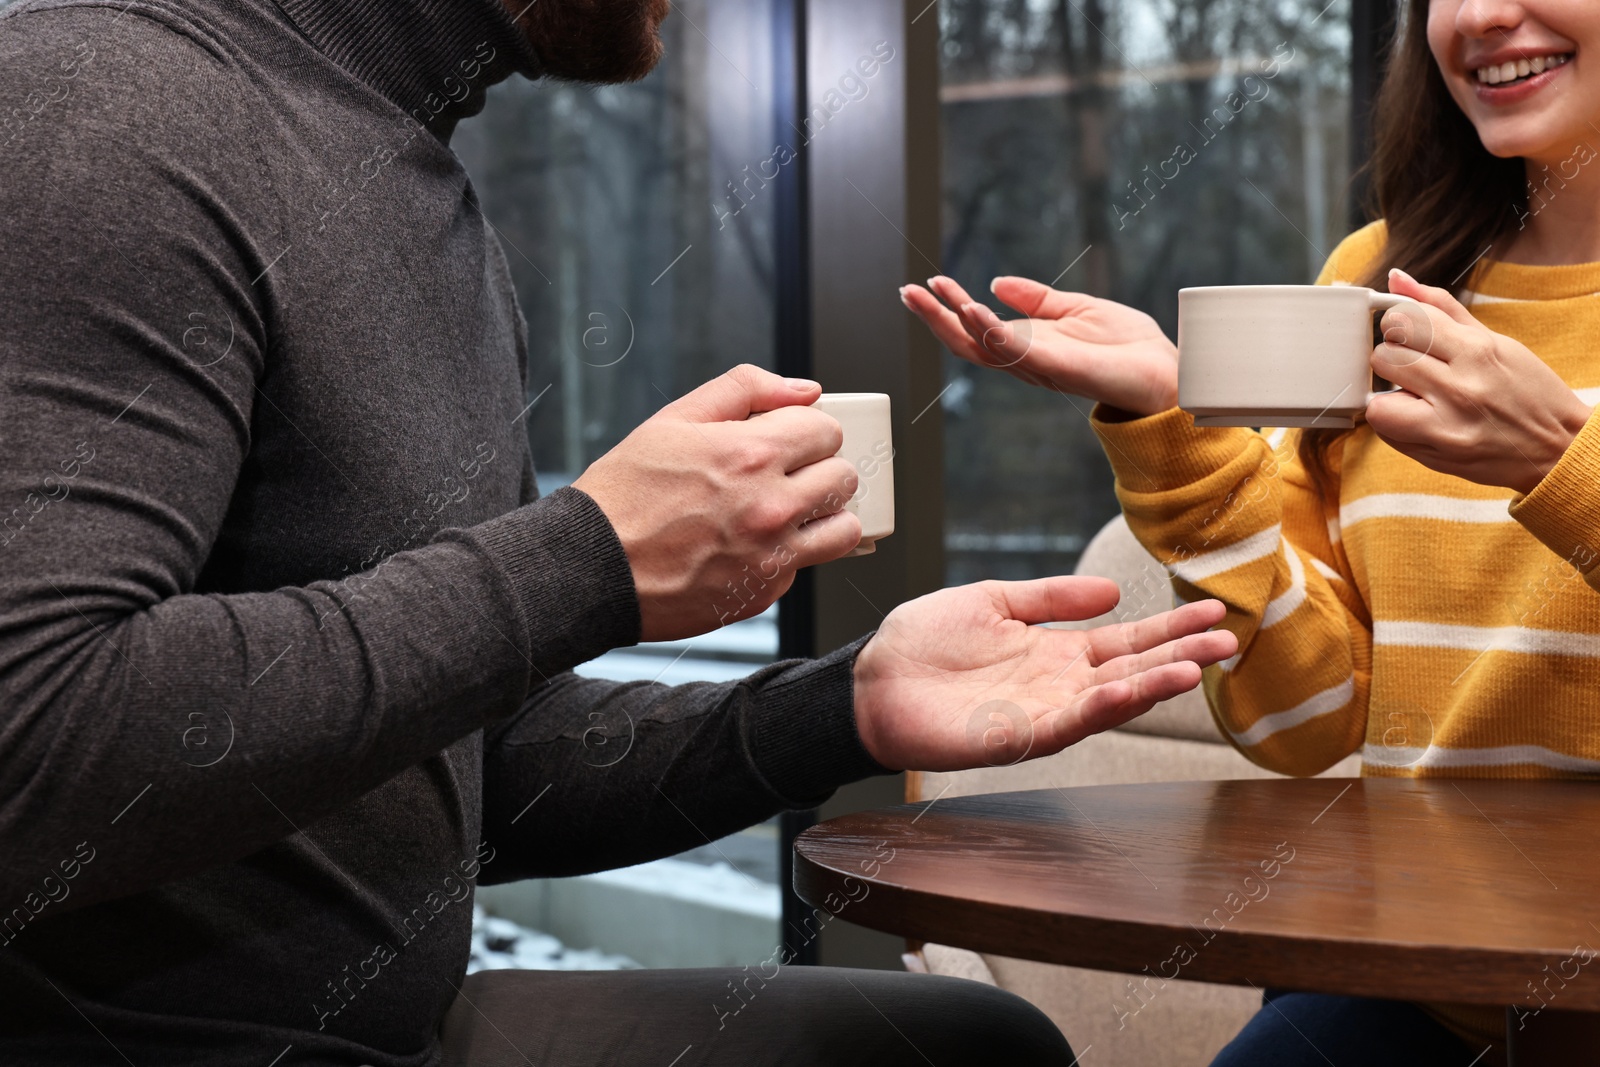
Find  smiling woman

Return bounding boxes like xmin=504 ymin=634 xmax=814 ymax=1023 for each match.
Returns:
xmin=1430 ymin=0 xmax=1594 ymax=160
xmin=1342 ymin=0 xmax=1600 ymax=293
xmin=1296 ymin=0 xmax=1600 ymax=484
xmin=903 ymin=0 xmax=1600 ymax=1062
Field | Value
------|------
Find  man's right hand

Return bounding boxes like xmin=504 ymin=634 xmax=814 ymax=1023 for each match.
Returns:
xmin=902 ymin=276 xmax=1181 ymax=418
xmin=574 ymin=365 xmax=863 ymax=642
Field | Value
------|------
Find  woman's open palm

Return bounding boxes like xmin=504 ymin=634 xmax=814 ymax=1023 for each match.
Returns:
xmin=902 ymin=275 xmax=1180 ymax=416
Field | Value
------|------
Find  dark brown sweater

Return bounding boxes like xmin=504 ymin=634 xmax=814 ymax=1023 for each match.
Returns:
xmin=0 ymin=0 xmax=880 ymax=1062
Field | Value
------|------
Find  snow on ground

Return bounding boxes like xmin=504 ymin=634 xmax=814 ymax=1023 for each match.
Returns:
xmin=584 ymin=858 xmax=779 ymax=917
xmin=467 ymin=905 xmax=640 ymax=973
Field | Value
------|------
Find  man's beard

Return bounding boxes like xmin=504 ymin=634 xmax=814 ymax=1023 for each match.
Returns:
xmin=514 ymin=0 xmax=671 ymax=84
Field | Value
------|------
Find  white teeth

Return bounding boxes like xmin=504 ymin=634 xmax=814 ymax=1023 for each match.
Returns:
xmin=1474 ymin=53 xmax=1571 ymax=85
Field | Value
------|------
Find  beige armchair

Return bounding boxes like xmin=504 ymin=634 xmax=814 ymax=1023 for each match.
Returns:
xmin=905 ymin=515 xmax=1360 ymax=1066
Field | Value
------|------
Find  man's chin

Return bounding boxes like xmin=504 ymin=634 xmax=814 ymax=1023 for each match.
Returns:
xmin=518 ymin=0 xmax=670 ymax=86
xmin=609 ymin=31 xmax=667 ymax=84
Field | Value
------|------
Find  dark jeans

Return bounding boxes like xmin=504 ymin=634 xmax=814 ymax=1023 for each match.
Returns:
xmin=441 ymin=966 xmax=1076 ymax=1066
xmin=1210 ymin=991 xmax=1490 ymax=1067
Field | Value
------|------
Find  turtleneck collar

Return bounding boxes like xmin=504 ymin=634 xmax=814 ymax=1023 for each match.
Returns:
xmin=271 ymin=0 xmax=542 ymax=140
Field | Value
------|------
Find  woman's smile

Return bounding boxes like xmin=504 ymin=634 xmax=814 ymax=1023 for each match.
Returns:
xmin=1430 ymin=1 xmax=1596 ymax=162
xmin=1470 ymin=48 xmax=1572 ymax=104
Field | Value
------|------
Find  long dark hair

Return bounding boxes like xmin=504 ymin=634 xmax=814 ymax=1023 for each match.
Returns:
xmin=1298 ymin=0 xmax=1526 ymax=484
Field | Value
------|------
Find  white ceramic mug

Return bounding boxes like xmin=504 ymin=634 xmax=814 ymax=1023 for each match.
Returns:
xmin=812 ymin=393 xmax=895 ymax=557
xmin=1177 ymin=285 xmax=1420 ymax=428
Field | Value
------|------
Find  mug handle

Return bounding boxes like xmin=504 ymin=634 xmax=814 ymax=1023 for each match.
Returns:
xmin=1365 ymin=291 xmax=1424 ymax=405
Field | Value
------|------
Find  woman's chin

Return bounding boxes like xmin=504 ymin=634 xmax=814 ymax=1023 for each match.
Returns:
xmin=1471 ymin=124 xmax=1573 ymax=164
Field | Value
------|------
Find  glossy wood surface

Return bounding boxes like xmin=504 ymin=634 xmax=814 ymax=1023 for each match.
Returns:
xmin=794 ymin=779 xmax=1600 ymax=1009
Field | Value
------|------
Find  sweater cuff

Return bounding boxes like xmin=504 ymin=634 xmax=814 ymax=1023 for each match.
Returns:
xmin=441 ymin=486 xmax=641 ymax=681
xmin=1509 ymin=406 xmax=1600 ymax=576
xmin=1090 ymin=403 xmax=1263 ymax=494
xmin=750 ymin=635 xmax=887 ymax=805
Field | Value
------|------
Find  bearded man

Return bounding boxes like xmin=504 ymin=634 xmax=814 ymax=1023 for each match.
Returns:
xmin=0 ymin=0 xmax=1233 ymax=1063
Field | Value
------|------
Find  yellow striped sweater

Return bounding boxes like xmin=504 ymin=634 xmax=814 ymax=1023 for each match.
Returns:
xmin=1096 ymin=221 xmax=1600 ymax=781
xmin=1094 ymin=222 xmax=1600 ymax=1047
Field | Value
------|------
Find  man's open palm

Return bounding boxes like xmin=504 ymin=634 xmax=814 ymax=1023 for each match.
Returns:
xmin=852 ymin=577 xmax=1237 ymax=771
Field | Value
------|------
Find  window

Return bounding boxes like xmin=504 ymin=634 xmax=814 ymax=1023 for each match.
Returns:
xmin=936 ymin=0 xmax=1354 ymax=585
xmin=453 ymin=3 xmax=784 ymax=484
xmin=454 ymin=0 xmax=790 ymax=972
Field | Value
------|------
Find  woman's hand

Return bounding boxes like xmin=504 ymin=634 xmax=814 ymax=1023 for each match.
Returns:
xmin=1366 ymin=269 xmax=1593 ymax=495
xmin=901 ymin=276 xmax=1181 ymax=417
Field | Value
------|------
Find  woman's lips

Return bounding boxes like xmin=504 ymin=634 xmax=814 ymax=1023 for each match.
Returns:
xmin=1473 ymin=60 xmax=1570 ymax=105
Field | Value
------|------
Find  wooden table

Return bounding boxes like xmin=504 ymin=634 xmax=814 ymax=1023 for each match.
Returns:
xmin=794 ymin=778 xmax=1600 ymax=1062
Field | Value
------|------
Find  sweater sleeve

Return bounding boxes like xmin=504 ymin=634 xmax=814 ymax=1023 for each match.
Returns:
xmin=1094 ymin=411 xmax=1371 ymax=774
xmin=0 ymin=10 xmax=639 ymax=916
xmin=1509 ymin=404 xmax=1600 ymax=590
xmin=1088 ymin=226 xmax=1389 ymax=776
xmin=478 ymin=638 xmax=888 ymax=882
